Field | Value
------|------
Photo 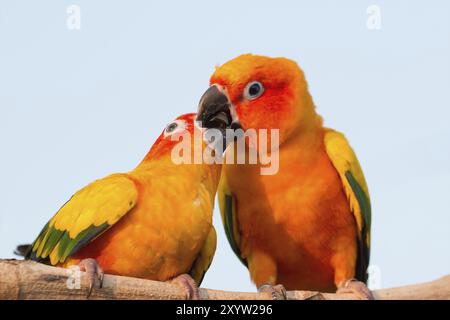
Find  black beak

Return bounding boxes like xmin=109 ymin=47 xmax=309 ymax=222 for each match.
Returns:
xmin=196 ymin=85 xmax=233 ymax=130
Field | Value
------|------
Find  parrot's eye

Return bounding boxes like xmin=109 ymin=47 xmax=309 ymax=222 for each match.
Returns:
xmin=244 ymin=81 xmax=264 ymax=100
xmin=164 ymin=120 xmax=187 ymax=137
xmin=166 ymin=122 xmax=178 ymax=133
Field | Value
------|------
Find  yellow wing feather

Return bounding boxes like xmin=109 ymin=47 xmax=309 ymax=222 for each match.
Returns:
xmin=53 ymin=174 xmax=137 ymax=237
xmin=324 ymin=129 xmax=371 ymax=279
xmin=189 ymin=226 xmax=217 ymax=285
xmin=28 ymin=173 xmax=138 ymax=265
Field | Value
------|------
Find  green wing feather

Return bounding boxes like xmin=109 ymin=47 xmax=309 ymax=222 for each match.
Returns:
xmin=345 ymin=171 xmax=371 ymax=282
xmin=218 ymin=173 xmax=247 ymax=266
xmin=223 ymin=194 xmax=247 ymax=266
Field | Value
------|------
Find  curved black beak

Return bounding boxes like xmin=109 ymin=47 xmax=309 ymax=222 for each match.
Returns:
xmin=197 ymin=85 xmax=243 ymax=154
xmin=196 ymin=85 xmax=233 ymax=130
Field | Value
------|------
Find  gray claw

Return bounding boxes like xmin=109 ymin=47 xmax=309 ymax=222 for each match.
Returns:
xmin=77 ymin=258 xmax=104 ymax=298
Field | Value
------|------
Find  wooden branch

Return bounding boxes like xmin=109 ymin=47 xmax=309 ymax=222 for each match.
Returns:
xmin=0 ymin=259 xmax=449 ymax=300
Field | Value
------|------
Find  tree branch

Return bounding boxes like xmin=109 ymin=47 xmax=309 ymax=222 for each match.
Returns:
xmin=0 ymin=259 xmax=448 ymax=300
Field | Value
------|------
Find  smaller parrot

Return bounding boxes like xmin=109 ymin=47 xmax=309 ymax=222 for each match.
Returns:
xmin=197 ymin=54 xmax=372 ymax=299
xmin=23 ymin=113 xmax=221 ymax=299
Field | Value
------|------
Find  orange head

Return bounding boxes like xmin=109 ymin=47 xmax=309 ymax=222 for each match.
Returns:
xmin=197 ymin=54 xmax=321 ymax=145
xmin=140 ymin=113 xmax=222 ymax=169
xmin=143 ymin=113 xmax=198 ymax=161
xmin=137 ymin=113 xmax=222 ymax=201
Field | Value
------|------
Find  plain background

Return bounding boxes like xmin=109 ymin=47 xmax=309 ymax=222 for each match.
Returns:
xmin=0 ymin=0 xmax=449 ymax=292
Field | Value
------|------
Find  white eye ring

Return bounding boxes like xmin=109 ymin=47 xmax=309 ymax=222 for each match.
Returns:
xmin=243 ymin=81 xmax=264 ymax=100
xmin=164 ymin=120 xmax=187 ymax=137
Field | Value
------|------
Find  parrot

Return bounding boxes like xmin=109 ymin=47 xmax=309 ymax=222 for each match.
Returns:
xmin=23 ymin=113 xmax=220 ymax=299
xmin=196 ymin=54 xmax=372 ymax=299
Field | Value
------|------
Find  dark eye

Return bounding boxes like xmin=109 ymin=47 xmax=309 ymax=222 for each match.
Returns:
xmin=165 ymin=122 xmax=178 ymax=133
xmin=164 ymin=119 xmax=187 ymax=137
xmin=244 ymin=81 xmax=264 ymax=100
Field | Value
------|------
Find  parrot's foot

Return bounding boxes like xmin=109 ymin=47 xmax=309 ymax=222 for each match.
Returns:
xmin=336 ymin=279 xmax=374 ymax=300
xmin=258 ymin=284 xmax=287 ymax=300
xmin=77 ymin=258 xmax=104 ymax=298
xmin=169 ymin=274 xmax=200 ymax=300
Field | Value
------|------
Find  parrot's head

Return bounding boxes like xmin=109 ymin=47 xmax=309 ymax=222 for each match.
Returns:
xmin=144 ymin=113 xmax=199 ymax=160
xmin=139 ymin=113 xmax=222 ymax=200
xmin=142 ymin=113 xmax=222 ymax=168
xmin=197 ymin=54 xmax=321 ymax=147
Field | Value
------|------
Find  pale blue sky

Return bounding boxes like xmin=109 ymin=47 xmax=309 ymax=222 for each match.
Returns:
xmin=0 ymin=0 xmax=449 ymax=292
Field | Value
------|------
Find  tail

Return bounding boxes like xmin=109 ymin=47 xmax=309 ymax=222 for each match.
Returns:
xmin=14 ymin=244 xmax=31 ymax=258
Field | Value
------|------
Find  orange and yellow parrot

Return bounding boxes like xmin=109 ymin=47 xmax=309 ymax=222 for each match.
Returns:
xmin=197 ymin=54 xmax=372 ymax=299
xmin=24 ymin=113 xmax=220 ymax=298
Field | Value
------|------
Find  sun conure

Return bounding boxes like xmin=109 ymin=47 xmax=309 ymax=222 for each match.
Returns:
xmin=24 ymin=113 xmax=220 ymax=299
xmin=197 ymin=54 xmax=372 ymax=299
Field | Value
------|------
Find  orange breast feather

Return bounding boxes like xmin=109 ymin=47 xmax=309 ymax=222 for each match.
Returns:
xmin=222 ymin=131 xmax=357 ymax=291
